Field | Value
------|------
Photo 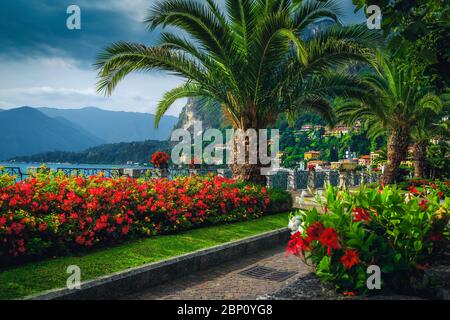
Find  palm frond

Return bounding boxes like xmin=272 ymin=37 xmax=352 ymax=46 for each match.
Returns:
xmin=155 ymin=82 xmax=207 ymax=127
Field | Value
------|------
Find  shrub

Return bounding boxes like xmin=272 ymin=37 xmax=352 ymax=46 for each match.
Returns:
xmin=0 ymin=171 xmax=270 ymax=264
xmin=150 ymin=151 xmax=170 ymax=168
xmin=287 ymin=184 xmax=449 ymax=295
xmin=267 ymin=188 xmax=293 ymax=213
xmin=398 ymin=179 xmax=450 ymax=198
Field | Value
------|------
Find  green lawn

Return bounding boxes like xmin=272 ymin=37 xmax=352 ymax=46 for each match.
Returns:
xmin=0 ymin=212 xmax=290 ymax=300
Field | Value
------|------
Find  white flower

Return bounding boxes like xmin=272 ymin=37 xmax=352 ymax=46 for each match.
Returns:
xmin=288 ymin=215 xmax=304 ymax=235
xmin=405 ymin=193 xmax=411 ymax=204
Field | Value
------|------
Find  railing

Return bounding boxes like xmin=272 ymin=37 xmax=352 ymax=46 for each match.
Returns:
xmin=267 ymin=169 xmax=381 ymax=190
xmin=56 ymin=167 xmax=125 ymax=178
xmin=0 ymin=166 xmax=381 ymax=190
xmin=0 ymin=167 xmax=26 ymax=180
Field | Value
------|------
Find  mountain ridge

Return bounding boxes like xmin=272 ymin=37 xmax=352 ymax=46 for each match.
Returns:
xmin=0 ymin=106 xmax=178 ymax=160
xmin=0 ymin=107 xmax=104 ymax=160
xmin=38 ymin=106 xmax=178 ymax=143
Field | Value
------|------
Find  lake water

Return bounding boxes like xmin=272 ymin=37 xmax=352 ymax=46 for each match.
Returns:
xmin=0 ymin=162 xmax=147 ymax=172
xmin=0 ymin=162 xmax=152 ymax=180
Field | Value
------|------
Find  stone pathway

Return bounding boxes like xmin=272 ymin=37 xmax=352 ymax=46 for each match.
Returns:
xmin=123 ymin=245 xmax=312 ymax=300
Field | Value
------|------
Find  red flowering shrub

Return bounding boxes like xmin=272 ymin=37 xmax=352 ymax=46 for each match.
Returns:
xmin=151 ymin=151 xmax=170 ymax=168
xmin=0 ymin=171 xmax=270 ymax=264
xmin=401 ymin=179 xmax=450 ymax=197
xmin=287 ymin=185 xmax=449 ymax=295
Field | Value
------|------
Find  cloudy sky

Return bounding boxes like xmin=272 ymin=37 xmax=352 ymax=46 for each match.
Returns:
xmin=0 ymin=0 xmax=365 ymax=116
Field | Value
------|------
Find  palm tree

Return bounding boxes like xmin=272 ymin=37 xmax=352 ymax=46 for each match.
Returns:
xmin=96 ymin=0 xmax=381 ymax=183
xmin=336 ymin=54 xmax=442 ymax=184
xmin=411 ymin=90 xmax=448 ymax=178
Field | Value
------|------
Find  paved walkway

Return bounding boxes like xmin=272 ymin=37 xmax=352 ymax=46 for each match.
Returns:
xmin=124 ymin=245 xmax=312 ymax=300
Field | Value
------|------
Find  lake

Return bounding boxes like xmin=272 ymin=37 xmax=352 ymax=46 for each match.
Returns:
xmin=0 ymin=162 xmax=147 ymax=172
xmin=0 ymin=162 xmax=152 ymax=179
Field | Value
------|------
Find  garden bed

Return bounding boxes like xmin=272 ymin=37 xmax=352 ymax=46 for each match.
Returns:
xmin=0 ymin=172 xmax=292 ymax=266
xmin=0 ymin=211 xmax=290 ymax=299
xmin=286 ymin=183 xmax=449 ymax=296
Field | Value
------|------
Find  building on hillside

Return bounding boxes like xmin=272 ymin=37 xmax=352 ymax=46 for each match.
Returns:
xmin=304 ymin=150 xmax=320 ymax=160
xmin=307 ymin=160 xmax=328 ymax=168
xmin=358 ymin=155 xmax=371 ymax=167
xmin=370 ymin=151 xmax=382 ymax=163
xmin=314 ymin=125 xmax=324 ymax=131
xmin=300 ymin=124 xmax=313 ymax=132
xmin=323 ymin=125 xmax=350 ymax=137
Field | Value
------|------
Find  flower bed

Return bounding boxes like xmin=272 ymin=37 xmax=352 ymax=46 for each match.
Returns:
xmin=399 ymin=179 xmax=450 ymax=198
xmin=0 ymin=171 xmax=272 ymax=264
xmin=287 ymin=185 xmax=449 ymax=295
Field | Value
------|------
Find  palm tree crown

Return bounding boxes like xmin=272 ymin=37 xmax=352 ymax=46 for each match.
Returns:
xmin=96 ymin=0 xmax=382 ymax=182
xmin=336 ymin=53 xmax=443 ymax=182
xmin=97 ymin=0 xmax=380 ymax=128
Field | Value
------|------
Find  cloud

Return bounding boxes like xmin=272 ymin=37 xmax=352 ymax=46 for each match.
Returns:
xmin=0 ymin=0 xmax=365 ymax=116
xmin=0 ymin=0 xmax=158 ymax=65
xmin=0 ymin=57 xmax=186 ymax=115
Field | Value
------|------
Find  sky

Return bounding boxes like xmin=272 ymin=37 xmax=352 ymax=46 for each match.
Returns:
xmin=0 ymin=0 xmax=365 ymax=116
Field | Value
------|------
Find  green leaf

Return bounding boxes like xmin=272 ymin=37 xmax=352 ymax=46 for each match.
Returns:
xmin=414 ymin=241 xmax=423 ymax=252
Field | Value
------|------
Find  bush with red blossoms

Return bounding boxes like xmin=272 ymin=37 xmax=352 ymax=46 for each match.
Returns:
xmin=287 ymin=185 xmax=449 ymax=295
xmin=0 ymin=171 xmax=271 ymax=265
xmin=150 ymin=151 xmax=170 ymax=168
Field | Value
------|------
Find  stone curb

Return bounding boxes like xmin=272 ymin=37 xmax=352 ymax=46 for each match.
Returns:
xmin=25 ymin=227 xmax=290 ymax=300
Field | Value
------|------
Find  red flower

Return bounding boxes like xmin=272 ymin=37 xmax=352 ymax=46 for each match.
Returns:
xmin=151 ymin=151 xmax=170 ymax=168
xmin=429 ymin=233 xmax=443 ymax=241
xmin=115 ymin=216 xmax=124 ymax=225
xmin=319 ymin=228 xmax=340 ymax=255
xmin=341 ymin=249 xmax=360 ymax=269
xmin=75 ymin=236 xmax=85 ymax=245
xmin=121 ymin=226 xmax=130 ymax=235
xmin=342 ymin=291 xmax=357 ymax=297
xmin=408 ymin=185 xmax=420 ymax=195
xmin=286 ymin=232 xmax=310 ymax=256
xmin=306 ymin=222 xmax=324 ymax=241
xmin=352 ymin=208 xmax=371 ymax=222
xmin=419 ymin=199 xmax=428 ymax=210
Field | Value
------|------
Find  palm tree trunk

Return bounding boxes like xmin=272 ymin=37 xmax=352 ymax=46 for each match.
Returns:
xmin=229 ymin=163 xmax=267 ymax=184
xmin=228 ymin=130 xmax=269 ymax=185
xmin=383 ymin=126 xmax=410 ymax=185
xmin=413 ymin=140 xmax=428 ymax=179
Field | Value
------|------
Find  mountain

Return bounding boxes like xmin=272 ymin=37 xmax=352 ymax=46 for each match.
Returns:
xmin=9 ymin=140 xmax=171 ymax=165
xmin=175 ymin=98 xmax=225 ymax=132
xmin=38 ymin=107 xmax=178 ymax=143
xmin=0 ymin=107 xmax=104 ymax=160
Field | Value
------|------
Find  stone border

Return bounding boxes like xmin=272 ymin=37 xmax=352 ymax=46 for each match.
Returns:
xmin=25 ymin=227 xmax=290 ymax=300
